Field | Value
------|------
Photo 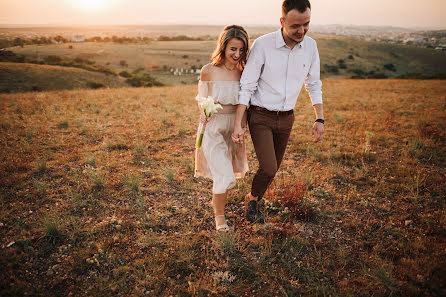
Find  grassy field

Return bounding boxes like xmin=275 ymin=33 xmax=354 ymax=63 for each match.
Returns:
xmin=0 ymin=79 xmax=445 ymax=296
xmin=8 ymin=36 xmax=446 ymax=87
xmin=0 ymin=62 xmax=128 ymax=93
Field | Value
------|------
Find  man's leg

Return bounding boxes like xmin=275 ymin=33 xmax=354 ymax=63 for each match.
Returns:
xmin=248 ymin=110 xmax=278 ymax=199
xmin=272 ymin=112 xmax=295 ymax=173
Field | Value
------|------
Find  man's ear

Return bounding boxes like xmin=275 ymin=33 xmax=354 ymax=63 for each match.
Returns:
xmin=280 ymin=17 xmax=285 ymax=27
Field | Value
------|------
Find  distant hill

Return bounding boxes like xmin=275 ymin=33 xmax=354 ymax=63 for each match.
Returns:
xmin=313 ymin=36 xmax=446 ymax=78
xmin=0 ymin=62 xmax=128 ymax=93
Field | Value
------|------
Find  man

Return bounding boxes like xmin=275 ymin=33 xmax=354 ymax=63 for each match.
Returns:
xmin=232 ymin=0 xmax=324 ymax=223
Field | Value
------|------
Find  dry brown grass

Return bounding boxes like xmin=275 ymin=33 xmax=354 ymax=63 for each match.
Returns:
xmin=0 ymin=79 xmax=445 ymax=296
xmin=0 ymin=62 xmax=128 ymax=92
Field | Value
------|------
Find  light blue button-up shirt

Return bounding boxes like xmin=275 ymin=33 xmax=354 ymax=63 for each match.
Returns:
xmin=239 ymin=29 xmax=322 ymax=111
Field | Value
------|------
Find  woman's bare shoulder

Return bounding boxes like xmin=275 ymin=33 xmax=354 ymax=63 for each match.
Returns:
xmin=200 ymin=63 xmax=217 ymax=81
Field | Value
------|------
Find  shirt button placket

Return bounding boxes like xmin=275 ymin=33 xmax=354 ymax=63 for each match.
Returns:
xmin=284 ymin=48 xmax=294 ymax=111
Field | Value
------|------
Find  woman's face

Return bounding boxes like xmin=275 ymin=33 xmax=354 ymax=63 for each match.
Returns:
xmin=224 ymin=38 xmax=245 ymax=66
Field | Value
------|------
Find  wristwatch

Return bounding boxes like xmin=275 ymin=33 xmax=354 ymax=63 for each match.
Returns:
xmin=315 ymin=119 xmax=325 ymax=124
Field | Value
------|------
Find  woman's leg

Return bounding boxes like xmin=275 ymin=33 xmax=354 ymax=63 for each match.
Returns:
xmin=213 ymin=191 xmax=228 ymax=229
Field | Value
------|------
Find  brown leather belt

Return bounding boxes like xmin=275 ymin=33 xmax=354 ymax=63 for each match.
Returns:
xmin=249 ymin=105 xmax=294 ymax=115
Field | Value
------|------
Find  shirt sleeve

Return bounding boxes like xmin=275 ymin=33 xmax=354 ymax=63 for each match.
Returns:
xmin=304 ymin=43 xmax=323 ymax=105
xmin=239 ymin=40 xmax=265 ymax=106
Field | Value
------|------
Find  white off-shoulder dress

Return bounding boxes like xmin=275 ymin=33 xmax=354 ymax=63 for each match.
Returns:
xmin=194 ymin=80 xmax=249 ymax=194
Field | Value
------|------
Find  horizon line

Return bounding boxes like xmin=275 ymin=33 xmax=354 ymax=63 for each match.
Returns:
xmin=0 ymin=23 xmax=444 ymax=31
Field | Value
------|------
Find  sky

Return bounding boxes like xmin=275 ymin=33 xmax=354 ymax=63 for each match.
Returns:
xmin=0 ymin=0 xmax=445 ymax=29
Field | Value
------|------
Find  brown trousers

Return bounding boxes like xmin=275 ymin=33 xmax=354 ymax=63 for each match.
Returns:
xmin=247 ymin=106 xmax=295 ymax=199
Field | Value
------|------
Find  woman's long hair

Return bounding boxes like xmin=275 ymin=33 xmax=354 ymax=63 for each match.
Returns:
xmin=211 ymin=25 xmax=249 ymax=69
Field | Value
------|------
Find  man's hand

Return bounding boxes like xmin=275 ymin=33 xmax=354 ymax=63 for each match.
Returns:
xmin=312 ymin=122 xmax=324 ymax=143
xmin=232 ymin=125 xmax=246 ymax=144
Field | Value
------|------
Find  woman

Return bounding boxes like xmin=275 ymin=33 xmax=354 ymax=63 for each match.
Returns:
xmin=194 ymin=25 xmax=249 ymax=232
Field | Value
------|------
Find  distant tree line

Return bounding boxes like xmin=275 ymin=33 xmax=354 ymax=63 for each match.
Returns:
xmin=0 ymin=34 xmax=212 ymax=48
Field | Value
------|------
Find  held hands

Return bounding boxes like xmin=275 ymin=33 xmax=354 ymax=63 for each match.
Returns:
xmin=232 ymin=125 xmax=246 ymax=144
xmin=312 ymin=122 xmax=324 ymax=143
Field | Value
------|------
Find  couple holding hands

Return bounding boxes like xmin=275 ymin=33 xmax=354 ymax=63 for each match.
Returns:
xmin=194 ymin=0 xmax=324 ymax=232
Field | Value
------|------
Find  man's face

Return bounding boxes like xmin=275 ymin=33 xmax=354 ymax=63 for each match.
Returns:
xmin=280 ymin=8 xmax=311 ymax=45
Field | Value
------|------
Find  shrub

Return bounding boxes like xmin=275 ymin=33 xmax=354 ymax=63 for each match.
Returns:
xmin=119 ymin=71 xmax=132 ymax=78
xmin=351 ymin=69 xmax=365 ymax=76
xmin=97 ymin=67 xmax=118 ymax=76
xmin=125 ymin=74 xmax=164 ymax=87
xmin=338 ymin=59 xmax=347 ymax=69
xmin=125 ymin=77 xmax=142 ymax=87
xmin=368 ymin=72 xmax=388 ymax=79
xmin=87 ymin=81 xmax=104 ymax=89
xmin=0 ymin=50 xmax=25 ymax=63
xmin=44 ymin=55 xmax=63 ymax=64
xmin=384 ymin=63 xmax=397 ymax=72
xmin=324 ymin=64 xmax=339 ymax=74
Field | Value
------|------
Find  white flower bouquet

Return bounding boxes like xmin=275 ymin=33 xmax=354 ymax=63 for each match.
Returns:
xmin=196 ymin=96 xmax=222 ymax=148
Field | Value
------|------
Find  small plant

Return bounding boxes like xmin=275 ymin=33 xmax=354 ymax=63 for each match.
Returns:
xmin=36 ymin=159 xmax=47 ymax=174
xmin=364 ymin=131 xmax=374 ymax=153
xmin=333 ymin=113 xmax=345 ymax=123
xmin=164 ymin=168 xmax=175 ymax=183
xmin=215 ymin=232 xmax=237 ymax=255
xmin=33 ymin=179 xmax=47 ymax=195
xmin=408 ymin=137 xmax=425 ymax=158
xmin=122 ymin=174 xmax=141 ymax=194
xmin=107 ymin=142 xmax=129 ymax=152
xmin=213 ymin=271 xmax=236 ymax=286
xmin=370 ymin=266 xmax=399 ymax=294
xmin=89 ymin=170 xmax=105 ymax=190
xmin=133 ymin=143 xmax=146 ymax=163
xmin=58 ymin=121 xmax=68 ymax=129
xmin=41 ymin=215 xmax=63 ymax=246
xmin=85 ymin=154 xmax=96 ymax=167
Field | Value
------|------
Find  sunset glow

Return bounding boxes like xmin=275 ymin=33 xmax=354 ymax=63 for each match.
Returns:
xmin=0 ymin=0 xmax=445 ymax=28
xmin=76 ymin=0 xmax=108 ymax=11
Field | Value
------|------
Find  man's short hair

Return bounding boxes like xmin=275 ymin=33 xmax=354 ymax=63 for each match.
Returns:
xmin=282 ymin=0 xmax=311 ymax=17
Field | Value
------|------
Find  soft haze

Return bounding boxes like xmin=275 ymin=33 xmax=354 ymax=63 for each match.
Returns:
xmin=0 ymin=0 xmax=445 ymax=29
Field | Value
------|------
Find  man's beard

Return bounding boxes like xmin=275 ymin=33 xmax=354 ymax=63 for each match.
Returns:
xmin=285 ymin=31 xmax=304 ymax=44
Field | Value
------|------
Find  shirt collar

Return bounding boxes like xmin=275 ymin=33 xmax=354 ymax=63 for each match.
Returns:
xmin=275 ymin=28 xmax=304 ymax=49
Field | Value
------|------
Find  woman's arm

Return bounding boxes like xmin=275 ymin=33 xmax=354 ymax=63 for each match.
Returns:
xmin=232 ymin=104 xmax=248 ymax=144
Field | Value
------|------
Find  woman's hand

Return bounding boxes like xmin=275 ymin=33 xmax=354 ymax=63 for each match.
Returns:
xmin=200 ymin=113 xmax=213 ymax=124
xmin=232 ymin=125 xmax=246 ymax=144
